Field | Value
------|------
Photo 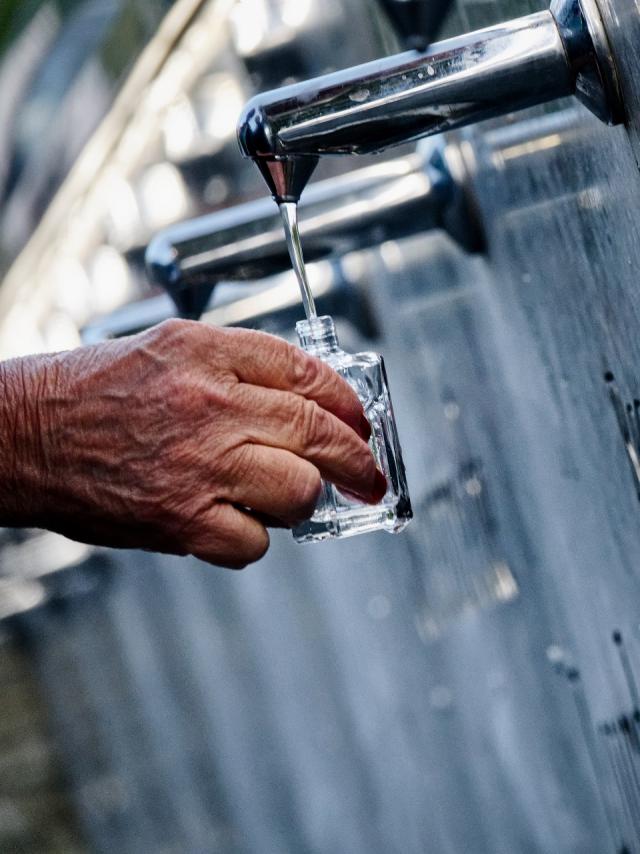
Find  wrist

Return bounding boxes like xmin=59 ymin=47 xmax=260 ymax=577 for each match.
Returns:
xmin=0 ymin=355 xmax=52 ymax=526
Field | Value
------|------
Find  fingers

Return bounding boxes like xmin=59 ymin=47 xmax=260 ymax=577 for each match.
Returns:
xmin=183 ymin=502 xmax=270 ymax=569
xmin=224 ymin=446 xmax=322 ymax=525
xmin=217 ymin=327 xmax=371 ymax=441
xmin=227 ymin=385 xmax=386 ymax=503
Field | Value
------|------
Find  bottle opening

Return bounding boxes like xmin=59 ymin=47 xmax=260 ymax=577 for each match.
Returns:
xmin=296 ymin=315 xmax=339 ymax=353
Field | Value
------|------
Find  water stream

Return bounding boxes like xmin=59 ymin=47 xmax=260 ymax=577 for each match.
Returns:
xmin=279 ymin=201 xmax=317 ymax=320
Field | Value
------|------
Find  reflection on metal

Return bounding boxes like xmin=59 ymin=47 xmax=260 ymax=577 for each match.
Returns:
xmin=229 ymin=0 xmax=322 ymax=57
xmin=0 ymin=532 xmax=91 ymax=581
xmin=551 ymin=631 xmax=640 ymax=854
xmin=409 ymin=459 xmax=519 ymax=642
xmin=486 ymin=107 xmax=596 ymax=168
xmin=238 ymin=0 xmax=624 ymax=201
xmin=0 ymin=631 xmax=85 ymax=850
xmin=598 ymin=633 xmax=640 ymax=854
xmin=82 ymin=261 xmax=367 ymax=342
xmin=146 ymin=138 xmax=482 ymax=317
xmin=0 ymin=0 xmax=231 ymax=357
xmin=599 ymin=714 xmax=640 ymax=854
xmin=605 ymin=371 xmax=640 ymax=501
xmin=199 ymin=261 xmax=335 ymax=326
xmin=0 ymin=0 xmax=392 ymax=359
xmin=498 ymin=133 xmax=565 ymax=163
xmin=0 ymin=579 xmax=46 ymax=620
xmin=8 ymin=0 xmax=640 ymax=850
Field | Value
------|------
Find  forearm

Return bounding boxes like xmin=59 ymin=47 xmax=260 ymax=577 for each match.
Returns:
xmin=0 ymin=355 xmax=49 ymax=527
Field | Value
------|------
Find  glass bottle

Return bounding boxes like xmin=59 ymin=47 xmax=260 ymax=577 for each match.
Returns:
xmin=293 ymin=315 xmax=412 ymax=543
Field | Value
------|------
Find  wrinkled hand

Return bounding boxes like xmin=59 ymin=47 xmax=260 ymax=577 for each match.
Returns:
xmin=0 ymin=319 xmax=385 ymax=568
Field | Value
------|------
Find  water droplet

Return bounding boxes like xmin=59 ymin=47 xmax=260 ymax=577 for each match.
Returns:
xmin=349 ymin=88 xmax=370 ymax=103
xmin=464 ymin=477 xmax=482 ymax=497
xmin=546 ymin=644 xmax=565 ymax=664
xmin=426 ymin=64 xmax=436 ymax=77
xmin=444 ymin=402 xmax=460 ymax=421
xmin=491 ymin=562 xmax=519 ymax=602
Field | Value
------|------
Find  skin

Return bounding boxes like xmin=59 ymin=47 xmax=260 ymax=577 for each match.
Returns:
xmin=0 ymin=319 xmax=386 ymax=569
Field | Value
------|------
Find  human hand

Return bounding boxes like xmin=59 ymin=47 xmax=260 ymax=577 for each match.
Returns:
xmin=0 ymin=319 xmax=385 ymax=568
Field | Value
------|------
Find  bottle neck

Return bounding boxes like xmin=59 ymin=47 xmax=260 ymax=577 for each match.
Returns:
xmin=296 ymin=315 xmax=341 ymax=356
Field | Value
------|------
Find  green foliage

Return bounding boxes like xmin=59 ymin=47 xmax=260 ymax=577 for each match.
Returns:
xmin=0 ymin=0 xmax=42 ymax=57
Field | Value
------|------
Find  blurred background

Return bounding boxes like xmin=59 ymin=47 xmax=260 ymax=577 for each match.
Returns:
xmin=3 ymin=0 xmax=640 ymax=852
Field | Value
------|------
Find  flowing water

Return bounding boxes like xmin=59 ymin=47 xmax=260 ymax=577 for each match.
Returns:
xmin=279 ymin=201 xmax=317 ymax=320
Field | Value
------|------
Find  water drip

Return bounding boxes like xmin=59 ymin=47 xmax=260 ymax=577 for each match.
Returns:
xmin=279 ymin=201 xmax=317 ymax=320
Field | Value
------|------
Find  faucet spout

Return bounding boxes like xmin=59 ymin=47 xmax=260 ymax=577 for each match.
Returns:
xmin=237 ymin=0 xmax=623 ymax=202
xmin=146 ymin=140 xmax=482 ymax=318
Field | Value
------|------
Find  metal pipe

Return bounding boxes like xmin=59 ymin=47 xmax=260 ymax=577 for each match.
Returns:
xmin=146 ymin=139 xmax=482 ymax=318
xmin=237 ymin=0 xmax=623 ymax=202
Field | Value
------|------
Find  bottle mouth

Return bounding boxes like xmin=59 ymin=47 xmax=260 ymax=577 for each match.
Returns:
xmin=296 ymin=315 xmax=337 ymax=351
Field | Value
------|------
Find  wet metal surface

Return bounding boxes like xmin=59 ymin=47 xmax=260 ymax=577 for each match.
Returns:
xmin=7 ymin=0 xmax=640 ymax=850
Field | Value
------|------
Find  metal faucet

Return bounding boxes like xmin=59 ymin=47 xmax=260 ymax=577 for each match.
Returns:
xmin=146 ymin=138 xmax=481 ymax=318
xmin=237 ymin=0 xmax=624 ymax=203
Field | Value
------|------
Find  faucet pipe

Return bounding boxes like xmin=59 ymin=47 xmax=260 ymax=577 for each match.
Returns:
xmin=237 ymin=0 xmax=623 ymax=202
xmin=146 ymin=138 xmax=482 ymax=318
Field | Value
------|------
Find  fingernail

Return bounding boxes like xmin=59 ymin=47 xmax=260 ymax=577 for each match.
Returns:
xmin=372 ymin=469 xmax=387 ymax=503
xmin=359 ymin=412 xmax=372 ymax=442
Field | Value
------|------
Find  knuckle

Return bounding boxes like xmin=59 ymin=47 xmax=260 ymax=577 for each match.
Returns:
xmin=247 ymin=527 xmax=270 ymax=563
xmin=353 ymin=440 xmax=377 ymax=477
xmin=185 ymin=502 xmax=270 ymax=569
xmin=149 ymin=318 xmax=218 ymax=355
xmin=227 ymin=326 xmax=282 ymax=358
xmin=162 ymin=370 xmax=193 ymax=406
xmin=164 ymin=372 xmax=236 ymax=434
xmin=223 ymin=381 xmax=254 ymax=418
xmin=287 ymin=465 xmax=322 ymax=519
xmin=261 ymin=336 xmax=291 ymax=378
xmin=221 ymin=444 xmax=254 ymax=485
xmin=226 ymin=527 xmax=270 ymax=569
xmin=170 ymin=496 xmax=219 ymax=544
xmin=141 ymin=318 xmax=192 ymax=361
xmin=150 ymin=317 xmax=180 ymax=335
xmin=292 ymin=398 xmax=326 ymax=448
xmin=151 ymin=317 xmax=192 ymax=342
xmin=341 ymin=379 xmax=363 ymax=412
xmin=290 ymin=347 xmax=322 ymax=390
xmin=334 ymin=436 xmax=376 ymax=490
xmin=159 ymin=317 xmax=188 ymax=333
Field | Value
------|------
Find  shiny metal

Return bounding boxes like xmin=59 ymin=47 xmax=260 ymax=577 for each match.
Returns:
xmin=146 ymin=138 xmax=482 ymax=317
xmin=238 ymin=0 xmax=624 ymax=202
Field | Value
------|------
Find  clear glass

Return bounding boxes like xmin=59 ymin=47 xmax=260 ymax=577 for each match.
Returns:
xmin=293 ymin=315 xmax=412 ymax=543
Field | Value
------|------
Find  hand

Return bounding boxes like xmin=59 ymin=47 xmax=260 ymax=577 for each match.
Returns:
xmin=0 ymin=319 xmax=385 ymax=568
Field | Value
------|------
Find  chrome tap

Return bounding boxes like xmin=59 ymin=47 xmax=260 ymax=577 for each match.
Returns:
xmin=237 ymin=0 xmax=623 ymax=203
xmin=145 ymin=139 xmax=481 ymax=318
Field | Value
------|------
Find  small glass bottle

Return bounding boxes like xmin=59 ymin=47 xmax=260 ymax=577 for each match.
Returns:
xmin=293 ymin=315 xmax=412 ymax=543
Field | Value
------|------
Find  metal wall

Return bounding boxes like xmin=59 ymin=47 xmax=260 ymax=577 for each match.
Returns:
xmin=6 ymin=0 xmax=640 ymax=851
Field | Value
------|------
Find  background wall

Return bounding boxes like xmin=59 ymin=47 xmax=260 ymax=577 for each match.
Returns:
xmin=4 ymin=0 xmax=640 ymax=851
